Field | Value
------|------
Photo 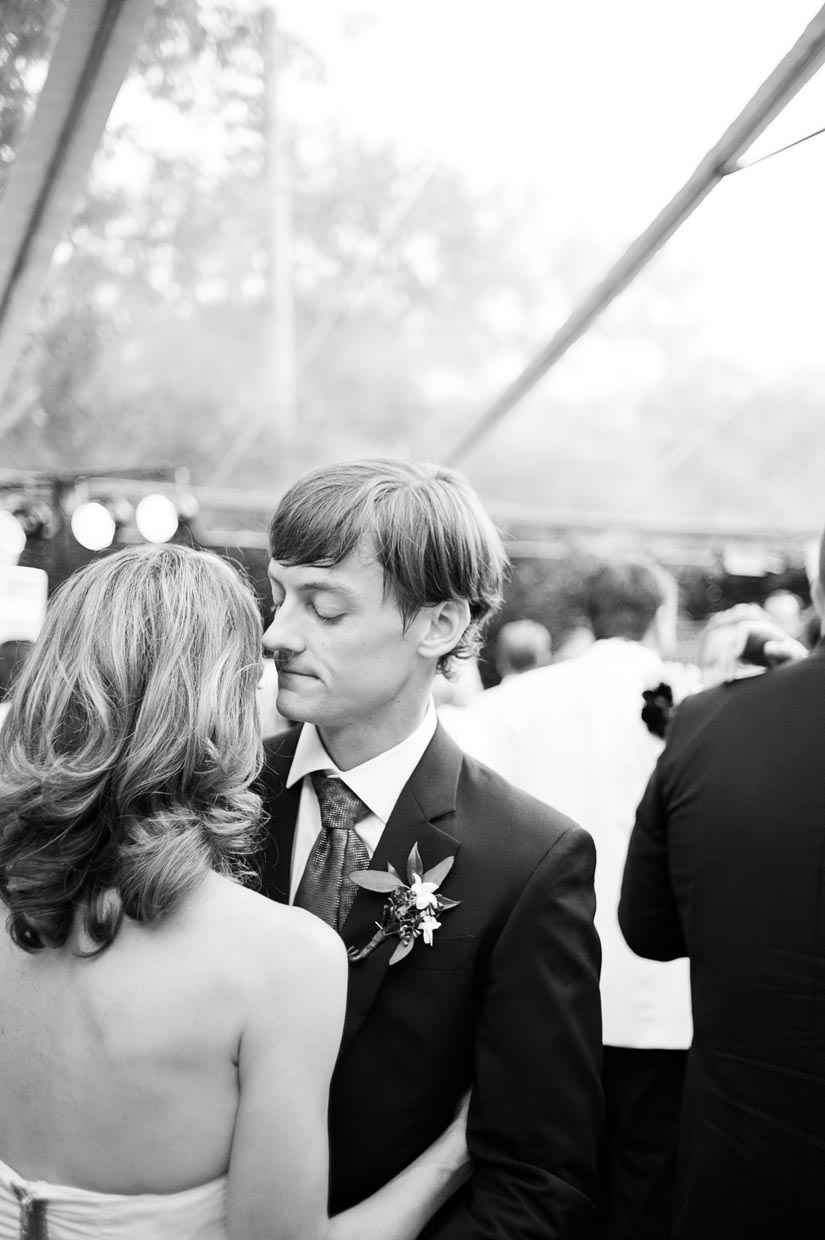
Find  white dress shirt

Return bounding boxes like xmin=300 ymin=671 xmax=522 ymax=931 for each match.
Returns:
xmin=285 ymin=701 xmax=438 ymax=902
xmin=471 ymin=639 xmax=698 ymax=1049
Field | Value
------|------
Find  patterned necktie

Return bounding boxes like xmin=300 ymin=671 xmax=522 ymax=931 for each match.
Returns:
xmin=293 ymin=773 xmax=372 ymax=931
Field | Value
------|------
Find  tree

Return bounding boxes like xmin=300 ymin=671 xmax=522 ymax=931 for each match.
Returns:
xmin=0 ymin=0 xmax=65 ymax=196
xmin=0 ymin=0 xmax=583 ymax=494
xmin=3 ymin=1 xmax=820 ymax=535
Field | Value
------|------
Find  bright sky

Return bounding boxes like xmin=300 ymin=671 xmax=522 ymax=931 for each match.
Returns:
xmin=284 ymin=2 xmax=822 ymax=201
xmin=279 ymin=0 xmax=825 ymax=379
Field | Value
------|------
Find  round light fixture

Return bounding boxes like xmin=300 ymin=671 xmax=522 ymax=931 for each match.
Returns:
xmin=70 ymin=501 xmax=117 ymax=551
xmin=135 ymin=493 xmax=179 ymax=543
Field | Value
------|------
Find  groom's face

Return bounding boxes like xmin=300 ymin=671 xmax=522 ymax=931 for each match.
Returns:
xmin=263 ymin=545 xmax=429 ymax=741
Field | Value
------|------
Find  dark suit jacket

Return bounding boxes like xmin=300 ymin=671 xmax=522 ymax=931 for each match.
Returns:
xmin=619 ymin=645 xmax=825 ymax=1239
xmin=258 ymin=722 xmax=602 ymax=1239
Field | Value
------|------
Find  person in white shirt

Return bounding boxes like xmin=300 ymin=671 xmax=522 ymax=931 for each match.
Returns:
xmin=473 ymin=557 xmax=696 ymax=1240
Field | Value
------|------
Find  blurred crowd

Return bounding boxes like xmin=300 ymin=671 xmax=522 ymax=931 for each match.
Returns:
xmin=433 ymin=560 xmax=817 ymax=1240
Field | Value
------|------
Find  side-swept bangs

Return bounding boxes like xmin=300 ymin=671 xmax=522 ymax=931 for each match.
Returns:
xmin=269 ymin=458 xmax=508 ymax=670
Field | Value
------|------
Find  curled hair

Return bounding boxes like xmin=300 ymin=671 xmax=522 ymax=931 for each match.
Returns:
xmin=269 ymin=458 xmax=507 ymax=673
xmin=0 ymin=545 xmax=264 ymax=954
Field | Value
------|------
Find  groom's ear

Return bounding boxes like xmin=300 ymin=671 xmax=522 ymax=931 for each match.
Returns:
xmin=416 ymin=599 xmax=472 ymax=660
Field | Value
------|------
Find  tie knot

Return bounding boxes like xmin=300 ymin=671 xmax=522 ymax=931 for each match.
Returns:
xmin=311 ymin=773 xmax=370 ymax=832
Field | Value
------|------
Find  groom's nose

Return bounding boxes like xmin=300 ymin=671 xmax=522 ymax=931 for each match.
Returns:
xmin=262 ymin=606 xmax=303 ymax=659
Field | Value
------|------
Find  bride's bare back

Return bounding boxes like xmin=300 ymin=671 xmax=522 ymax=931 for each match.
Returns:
xmin=0 ymin=872 xmax=345 ymax=1199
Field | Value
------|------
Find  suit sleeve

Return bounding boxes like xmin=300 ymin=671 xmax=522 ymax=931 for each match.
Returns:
xmin=425 ymin=824 xmax=603 ymax=1240
xmin=618 ymin=754 xmax=687 ymax=962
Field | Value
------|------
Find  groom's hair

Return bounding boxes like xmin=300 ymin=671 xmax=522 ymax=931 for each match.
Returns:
xmin=268 ymin=458 xmax=507 ymax=673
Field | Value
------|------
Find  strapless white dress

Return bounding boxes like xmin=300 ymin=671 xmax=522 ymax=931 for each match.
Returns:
xmin=0 ymin=1156 xmax=228 ymax=1239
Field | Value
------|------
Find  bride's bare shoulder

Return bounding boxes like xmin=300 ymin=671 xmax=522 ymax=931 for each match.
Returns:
xmin=192 ymin=873 xmax=346 ymax=985
xmin=195 ymin=877 xmax=347 ymax=1048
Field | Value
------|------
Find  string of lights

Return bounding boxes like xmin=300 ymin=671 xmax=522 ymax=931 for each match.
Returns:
xmin=0 ymin=467 xmax=200 ymax=569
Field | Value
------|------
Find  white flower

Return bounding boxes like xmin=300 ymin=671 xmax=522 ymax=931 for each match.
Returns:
xmin=410 ymin=874 xmax=439 ymax=911
xmin=420 ymin=913 xmax=441 ymax=946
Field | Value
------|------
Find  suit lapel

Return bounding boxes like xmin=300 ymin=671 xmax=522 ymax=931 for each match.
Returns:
xmin=339 ymin=724 xmax=464 ymax=1051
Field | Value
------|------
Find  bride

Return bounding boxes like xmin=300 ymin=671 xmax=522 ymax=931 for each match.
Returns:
xmin=0 ymin=544 xmax=468 ymax=1240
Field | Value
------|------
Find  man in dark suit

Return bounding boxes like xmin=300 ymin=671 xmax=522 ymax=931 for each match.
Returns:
xmin=257 ymin=458 xmax=603 ymax=1238
xmin=619 ymin=561 xmax=825 ymax=1239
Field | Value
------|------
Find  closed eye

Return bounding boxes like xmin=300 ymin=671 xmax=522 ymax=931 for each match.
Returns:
xmin=311 ymin=603 xmax=345 ymax=624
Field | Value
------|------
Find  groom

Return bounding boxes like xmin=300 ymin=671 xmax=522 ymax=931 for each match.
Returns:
xmin=257 ymin=458 xmax=602 ymax=1238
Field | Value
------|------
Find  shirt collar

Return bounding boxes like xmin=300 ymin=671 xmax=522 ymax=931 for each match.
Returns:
xmin=286 ymin=699 xmax=438 ymax=824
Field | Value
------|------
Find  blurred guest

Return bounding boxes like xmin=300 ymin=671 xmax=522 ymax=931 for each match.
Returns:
xmin=620 ymin=533 xmax=825 ymax=1239
xmin=762 ymin=588 xmax=804 ymax=640
xmin=494 ymin=619 xmax=552 ymax=679
xmin=473 ymin=558 xmax=697 ymax=1240
xmin=697 ymin=603 xmax=808 ymax=688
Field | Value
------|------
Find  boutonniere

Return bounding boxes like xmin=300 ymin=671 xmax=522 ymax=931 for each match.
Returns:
xmin=347 ymin=843 xmax=461 ymax=966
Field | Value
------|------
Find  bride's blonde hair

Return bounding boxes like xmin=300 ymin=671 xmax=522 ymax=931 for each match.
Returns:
xmin=0 ymin=544 xmax=264 ymax=953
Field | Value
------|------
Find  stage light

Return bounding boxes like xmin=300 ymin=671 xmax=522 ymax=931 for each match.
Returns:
xmin=135 ymin=493 xmax=179 ymax=543
xmin=71 ymin=501 xmax=117 ymax=551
